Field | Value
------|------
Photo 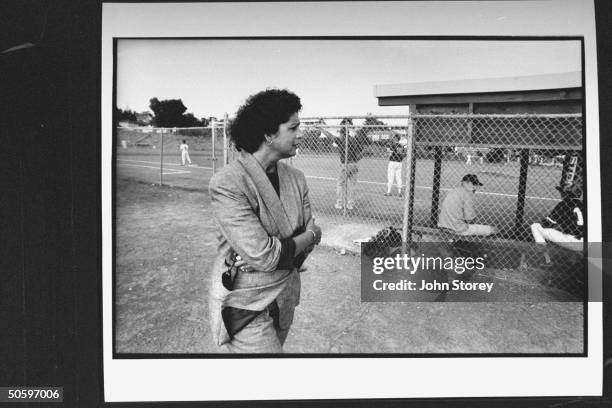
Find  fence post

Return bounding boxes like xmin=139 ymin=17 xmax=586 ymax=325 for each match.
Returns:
xmin=407 ymin=137 xmax=417 ymax=252
xmin=514 ymin=149 xmax=530 ymax=238
xmin=430 ymin=146 xmax=443 ymax=226
xmin=159 ymin=129 xmax=164 ymax=186
xmin=343 ymin=123 xmax=349 ymax=216
xmin=401 ymin=107 xmax=416 ymax=255
xmin=223 ymin=113 xmax=229 ymax=166
xmin=211 ymin=120 xmax=217 ymax=174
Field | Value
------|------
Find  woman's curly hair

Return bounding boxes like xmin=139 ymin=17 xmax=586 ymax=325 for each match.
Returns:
xmin=229 ymin=89 xmax=302 ymax=153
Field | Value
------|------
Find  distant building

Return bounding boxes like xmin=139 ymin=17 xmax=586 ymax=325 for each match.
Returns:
xmin=301 ymin=119 xmax=326 ymax=126
xmin=118 ymin=121 xmax=137 ymax=128
xmin=136 ymin=111 xmax=154 ymax=125
xmin=368 ymin=130 xmax=394 ymax=142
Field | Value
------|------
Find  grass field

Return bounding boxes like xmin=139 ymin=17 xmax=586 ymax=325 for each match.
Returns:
xmin=117 ymin=147 xmax=564 ymax=240
xmin=114 ymin=178 xmax=584 ymax=354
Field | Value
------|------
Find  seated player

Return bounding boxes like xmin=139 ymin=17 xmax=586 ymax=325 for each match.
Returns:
xmin=438 ymin=174 xmax=497 ymax=236
xmin=530 ymin=182 xmax=584 ymax=267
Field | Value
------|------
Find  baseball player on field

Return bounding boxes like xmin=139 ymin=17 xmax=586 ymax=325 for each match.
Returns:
xmin=384 ymin=133 xmax=406 ymax=197
xmin=179 ymin=139 xmax=192 ymax=166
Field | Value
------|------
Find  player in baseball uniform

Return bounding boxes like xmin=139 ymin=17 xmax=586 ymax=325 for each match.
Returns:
xmin=179 ymin=139 xmax=192 ymax=166
xmin=384 ymin=133 xmax=406 ymax=197
xmin=438 ymin=174 xmax=497 ymax=236
xmin=530 ymin=181 xmax=584 ymax=267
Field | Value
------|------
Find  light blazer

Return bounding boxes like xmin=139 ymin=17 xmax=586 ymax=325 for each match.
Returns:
xmin=208 ymin=152 xmax=312 ymax=346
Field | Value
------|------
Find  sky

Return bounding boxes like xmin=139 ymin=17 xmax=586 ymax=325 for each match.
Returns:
xmin=116 ymin=39 xmax=581 ymax=119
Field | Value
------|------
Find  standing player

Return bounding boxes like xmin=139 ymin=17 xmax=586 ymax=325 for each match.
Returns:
xmin=179 ymin=139 xmax=192 ymax=166
xmin=319 ymin=119 xmax=370 ymax=211
xmin=465 ymin=151 xmax=473 ymax=165
xmin=476 ymin=150 xmax=484 ymax=165
xmin=384 ymin=133 xmax=406 ymax=197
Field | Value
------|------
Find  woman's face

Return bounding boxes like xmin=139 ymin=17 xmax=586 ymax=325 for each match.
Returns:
xmin=269 ymin=112 xmax=301 ymax=158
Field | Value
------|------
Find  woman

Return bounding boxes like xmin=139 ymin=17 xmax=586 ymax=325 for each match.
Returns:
xmin=208 ymin=89 xmax=322 ymax=353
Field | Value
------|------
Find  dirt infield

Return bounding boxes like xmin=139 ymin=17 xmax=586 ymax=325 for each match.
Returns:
xmin=114 ymin=179 xmax=583 ymax=354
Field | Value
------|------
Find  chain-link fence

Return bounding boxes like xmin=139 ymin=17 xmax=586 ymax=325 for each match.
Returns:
xmin=115 ymin=119 xmax=231 ymax=189
xmin=115 ymin=113 xmax=585 ymax=297
xmin=294 ymin=116 xmax=582 ymax=228
xmin=293 ymin=114 xmax=585 ymax=298
xmin=292 ymin=117 xmax=412 ymax=232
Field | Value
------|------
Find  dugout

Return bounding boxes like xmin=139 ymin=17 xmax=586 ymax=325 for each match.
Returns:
xmin=374 ymin=71 xmax=583 ymax=238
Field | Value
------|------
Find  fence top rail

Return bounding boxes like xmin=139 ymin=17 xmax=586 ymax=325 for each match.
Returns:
xmin=301 ymin=113 xmax=582 ymax=120
xmin=117 ymin=126 xmax=214 ymax=131
xmin=410 ymin=113 xmax=582 ymax=119
xmin=301 ymin=115 xmax=411 ymax=120
xmin=302 ymin=124 xmax=409 ymax=129
xmin=117 ymin=112 xmax=583 ymax=131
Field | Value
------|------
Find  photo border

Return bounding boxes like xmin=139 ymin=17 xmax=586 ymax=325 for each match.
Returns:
xmin=112 ymin=35 xmax=588 ymax=360
xmin=101 ymin=1 xmax=603 ymax=402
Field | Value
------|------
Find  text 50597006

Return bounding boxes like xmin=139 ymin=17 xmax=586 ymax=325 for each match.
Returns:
xmin=1 ymin=387 xmax=63 ymax=402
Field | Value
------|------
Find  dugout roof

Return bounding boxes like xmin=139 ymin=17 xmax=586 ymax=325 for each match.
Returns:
xmin=374 ymin=71 xmax=583 ymax=149
xmin=374 ymin=71 xmax=582 ymax=109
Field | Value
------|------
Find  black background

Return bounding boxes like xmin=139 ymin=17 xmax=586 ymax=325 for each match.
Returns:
xmin=1 ymin=1 xmax=611 ymax=407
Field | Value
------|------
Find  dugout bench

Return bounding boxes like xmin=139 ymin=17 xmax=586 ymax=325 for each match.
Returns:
xmin=409 ymin=225 xmax=585 ymax=298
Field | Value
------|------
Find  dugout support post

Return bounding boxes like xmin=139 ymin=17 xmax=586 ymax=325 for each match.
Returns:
xmin=430 ymin=146 xmax=443 ymax=226
xmin=401 ymin=106 xmax=416 ymax=255
xmin=407 ymin=140 xmax=417 ymax=238
xmin=514 ymin=148 xmax=530 ymax=238
xmin=343 ymin=122 xmax=349 ymax=217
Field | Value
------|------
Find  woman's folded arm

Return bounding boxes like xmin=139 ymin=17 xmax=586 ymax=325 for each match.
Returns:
xmin=210 ymin=177 xmax=282 ymax=272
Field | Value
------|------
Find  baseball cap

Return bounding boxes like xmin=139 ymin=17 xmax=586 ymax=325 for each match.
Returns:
xmin=462 ymin=174 xmax=483 ymax=186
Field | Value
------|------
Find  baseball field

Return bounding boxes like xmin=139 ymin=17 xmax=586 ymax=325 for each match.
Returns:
xmin=114 ymin=147 xmax=584 ymax=354
xmin=116 ymin=147 xmax=564 ymax=237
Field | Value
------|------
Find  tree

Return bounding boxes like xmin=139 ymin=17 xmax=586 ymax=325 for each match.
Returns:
xmin=149 ymin=97 xmax=208 ymax=127
xmin=363 ymin=116 xmax=386 ymax=127
xmin=181 ymin=112 xmax=203 ymax=127
xmin=149 ymin=98 xmax=188 ymax=127
xmin=116 ymin=107 xmax=137 ymax=122
xmin=363 ymin=116 xmax=388 ymax=133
